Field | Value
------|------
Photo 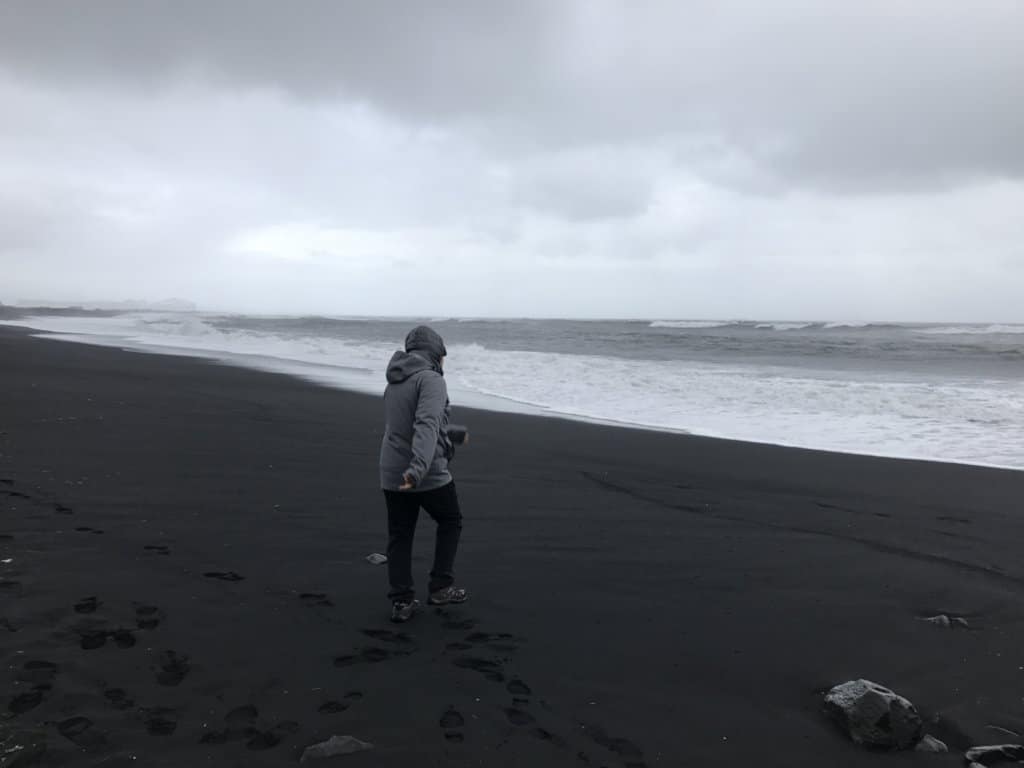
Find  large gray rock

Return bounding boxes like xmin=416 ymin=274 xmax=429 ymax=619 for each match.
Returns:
xmin=824 ymin=679 xmax=923 ymax=749
xmin=965 ymin=744 xmax=1024 ymax=766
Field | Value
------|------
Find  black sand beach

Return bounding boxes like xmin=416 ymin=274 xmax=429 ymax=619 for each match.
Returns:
xmin=3 ymin=325 xmax=1024 ymax=767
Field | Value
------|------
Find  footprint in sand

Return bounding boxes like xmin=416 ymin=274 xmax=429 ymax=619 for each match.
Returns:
xmin=135 ymin=604 xmax=163 ymax=630
xmin=203 ymin=571 xmax=244 ymax=582
xmin=0 ymin=532 xmax=14 ymax=540
xmin=74 ymin=623 xmax=135 ymax=651
xmin=334 ymin=647 xmax=412 ymax=667
xmin=0 ymin=579 xmax=21 ymax=590
xmin=54 ymin=503 xmax=73 ymax=514
xmin=446 ymin=641 xmax=473 ymax=652
xmin=57 ymin=716 xmax=107 ymax=747
xmin=9 ymin=688 xmax=46 ymax=714
xmin=0 ymin=617 xmax=17 ymax=632
xmin=79 ymin=625 xmax=137 ymax=650
xmin=465 ymin=631 xmax=521 ymax=653
xmin=111 ymin=629 xmax=136 ymax=648
xmin=318 ymin=700 xmax=349 ymax=714
xmin=142 ymin=706 xmax=178 ymax=736
xmin=532 ymin=727 xmax=568 ymax=748
xmin=104 ymin=688 xmax=135 ymax=711
xmin=74 ymin=596 xmax=100 ymax=614
xmin=505 ymin=707 xmax=536 ymax=726
xmin=361 ymin=628 xmax=414 ymax=645
xmin=318 ymin=690 xmax=364 ymax=714
xmin=201 ymin=705 xmax=258 ymax=745
xmin=155 ymin=650 xmax=190 ymax=686
xmin=246 ymin=721 xmax=299 ymax=751
xmin=9 ymin=662 xmax=57 ymax=715
xmin=440 ymin=706 xmax=465 ymax=742
xmin=199 ymin=704 xmax=297 ymax=751
xmin=201 ymin=705 xmax=257 ymax=743
xmin=587 ymin=724 xmax=645 ymax=763
xmin=507 ymin=678 xmax=532 ymax=696
xmin=300 ymin=592 xmax=333 ymax=607
xmin=452 ymin=656 xmax=505 ymax=683
xmin=74 ymin=626 xmax=135 ymax=651
xmin=79 ymin=630 xmax=109 ymax=650
xmin=74 ymin=526 xmax=104 ymax=535
xmin=144 ymin=544 xmax=170 ymax=556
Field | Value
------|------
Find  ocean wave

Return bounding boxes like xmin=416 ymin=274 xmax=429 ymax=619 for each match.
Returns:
xmin=918 ymin=324 xmax=1024 ymax=336
xmin=754 ymin=322 xmax=815 ymax=331
xmin=135 ymin=314 xmax=221 ymax=336
xmin=649 ymin=320 xmax=733 ymax=329
xmin=652 ymin=320 xmax=895 ymax=332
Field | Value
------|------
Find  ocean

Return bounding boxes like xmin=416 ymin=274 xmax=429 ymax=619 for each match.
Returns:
xmin=4 ymin=312 xmax=1023 ymax=471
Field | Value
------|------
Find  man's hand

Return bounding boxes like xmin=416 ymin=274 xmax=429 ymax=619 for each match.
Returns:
xmin=399 ymin=472 xmax=416 ymax=491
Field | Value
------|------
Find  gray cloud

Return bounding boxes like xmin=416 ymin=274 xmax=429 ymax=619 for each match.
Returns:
xmin=0 ymin=2 xmax=1022 ymax=320
xmin=1 ymin=1 xmax=1022 ymax=190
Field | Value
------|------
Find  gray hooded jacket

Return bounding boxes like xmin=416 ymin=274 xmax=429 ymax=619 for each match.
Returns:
xmin=379 ymin=326 xmax=454 ymax=492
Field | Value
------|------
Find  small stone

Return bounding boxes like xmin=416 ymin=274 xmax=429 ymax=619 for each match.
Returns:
xmin=918 ymin=614 xmax=970 ymax=629
xmin=365 ymin=553 xmax=387 ymax=565
xmin=914 ymin=734 xmax=948 ymax=753
xmin=300 ymin=735 xmax=374 ymax=761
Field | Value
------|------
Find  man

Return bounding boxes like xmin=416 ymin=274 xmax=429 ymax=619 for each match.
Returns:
xmin=379 ymin=325 xmax=469 ymax=623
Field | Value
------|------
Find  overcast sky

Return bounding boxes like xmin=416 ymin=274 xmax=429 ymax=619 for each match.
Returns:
xmin=1 ymin=1 xmax=1022 ymax=320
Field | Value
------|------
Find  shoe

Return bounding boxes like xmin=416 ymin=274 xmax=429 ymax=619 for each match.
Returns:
xmin=427 ymin=586 xmax=468 ymax=605
xmin=390 ymin=599 xmax=420 ymax=623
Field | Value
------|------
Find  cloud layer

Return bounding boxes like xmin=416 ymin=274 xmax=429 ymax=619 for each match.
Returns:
xmin=2 ymin=1 xmax=1022 ymax=319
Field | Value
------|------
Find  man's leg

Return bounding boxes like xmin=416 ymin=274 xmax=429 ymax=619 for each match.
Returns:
xmin=420 ymin=481 xmax=463 ymax=594
xmin=383 ymin=490 xmax=420 ymax=603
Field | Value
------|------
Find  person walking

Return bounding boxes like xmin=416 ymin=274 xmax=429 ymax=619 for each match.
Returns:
xmin=379 ymin=326 xmax=469 ymax=623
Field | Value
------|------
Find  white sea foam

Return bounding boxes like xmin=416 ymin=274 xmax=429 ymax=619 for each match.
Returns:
xmin=649 ymin=320 xmax=732 ymax=329
xmin=4 ymin=313 xmax=1023 ymax=471
xmin=754 ymin=322 xmax=816 ymax=331
xmin=917 ymin=324 xmax=1024 ymax=336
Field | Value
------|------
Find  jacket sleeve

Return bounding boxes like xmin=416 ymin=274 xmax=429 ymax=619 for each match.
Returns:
xmin=406 ymin=373 xmax=448 ymax=484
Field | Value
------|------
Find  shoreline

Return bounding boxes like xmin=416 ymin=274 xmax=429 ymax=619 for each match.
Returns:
xmin=6 ymin=322 xmax=1024 ymax=476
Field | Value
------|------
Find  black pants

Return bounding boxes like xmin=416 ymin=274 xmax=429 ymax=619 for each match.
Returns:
xmin=383 ymin=481 xmax=462 ymax=603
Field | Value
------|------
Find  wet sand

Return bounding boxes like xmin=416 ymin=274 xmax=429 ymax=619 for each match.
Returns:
xmin=2 ymin=326 xmax=1023 ymax=766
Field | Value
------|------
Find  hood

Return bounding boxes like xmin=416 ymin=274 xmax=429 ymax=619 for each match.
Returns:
xmin=404 ymin=325 xmax=447 ymax=366
xmin=386 ymin=350 xmax=438 ymax=384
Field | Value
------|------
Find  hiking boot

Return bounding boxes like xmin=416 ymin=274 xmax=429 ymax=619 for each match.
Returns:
xmin=390 ymin=599 xmax=420 ymax=623
xmin=427 ymin=586 xmax=468 ymax=605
